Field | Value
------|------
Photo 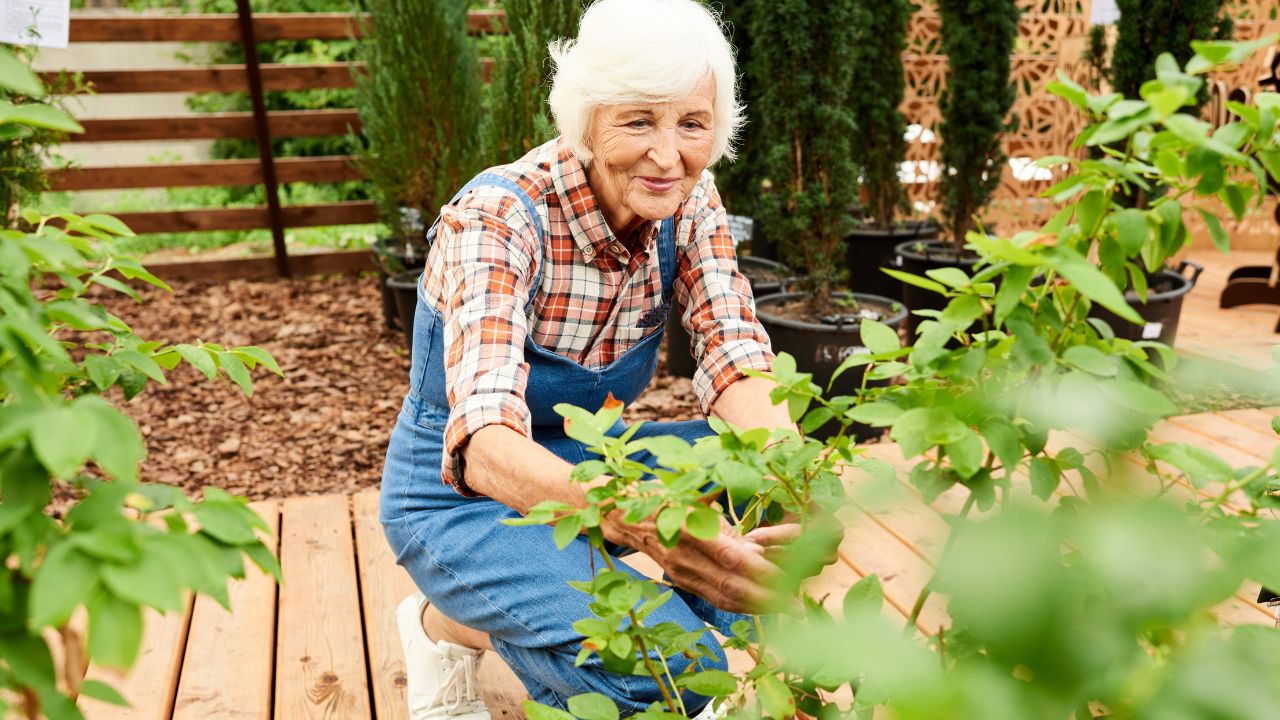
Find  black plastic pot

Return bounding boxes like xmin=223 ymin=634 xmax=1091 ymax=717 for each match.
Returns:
xmin=893 ymin=239 xmax=983 ymax=341
xmin=665 ymin=256 xmax=793 ymax=379
xmin=387 ymin=270 xmax=421 ymax=350
xmin=755 ymin=291 xmax=907 ymax=441
xmin=1088 ymin=260 xmax=1203 ymax=346
xmin=846 ymin=220 xmax=940 ymax=302
xmin=373 ymin=237 xmax=429 ymax=331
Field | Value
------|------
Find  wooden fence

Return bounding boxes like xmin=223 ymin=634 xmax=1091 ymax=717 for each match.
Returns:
xmin=42 ymin=7 xmax=504 ymax=279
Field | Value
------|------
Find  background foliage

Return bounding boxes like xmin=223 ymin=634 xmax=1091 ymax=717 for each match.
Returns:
xmin=1111 ymin=0 xmax=1233 ymax=106
xmin=936 ymin=0 xmax=1020 ymax=246
xmin=849 ymin=0 xmax=914 ymax=230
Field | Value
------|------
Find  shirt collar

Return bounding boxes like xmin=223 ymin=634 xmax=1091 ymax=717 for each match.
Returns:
xmin=550 ymin=138 xmax=658 ymax=263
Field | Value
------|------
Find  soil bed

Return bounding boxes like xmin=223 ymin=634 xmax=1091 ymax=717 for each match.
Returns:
xmin=81 ymin=273 xmax=700 ymax=504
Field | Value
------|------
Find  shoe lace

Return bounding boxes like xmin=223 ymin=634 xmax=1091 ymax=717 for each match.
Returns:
xmin=429 ymin=648 xmax=483 ymax=714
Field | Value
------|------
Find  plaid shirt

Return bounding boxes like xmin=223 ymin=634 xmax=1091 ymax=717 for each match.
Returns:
xmin=421 ymin=138 xmax=774 ymax=492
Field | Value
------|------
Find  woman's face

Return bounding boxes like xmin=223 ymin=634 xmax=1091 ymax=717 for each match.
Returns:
xmin=587 ymin=76 xmax=716 ymax=237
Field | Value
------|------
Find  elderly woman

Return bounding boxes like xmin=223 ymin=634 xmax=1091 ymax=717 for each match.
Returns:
xmin=380 ymin=0 xmax=795 ymax=717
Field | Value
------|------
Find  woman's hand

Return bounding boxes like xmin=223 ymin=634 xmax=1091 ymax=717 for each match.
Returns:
xmin=605 ymin=514 xmax=784 ymax=614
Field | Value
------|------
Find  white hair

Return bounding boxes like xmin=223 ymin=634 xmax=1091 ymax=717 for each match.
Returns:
xmin=547 ymin=0 xmax=742 ymax=167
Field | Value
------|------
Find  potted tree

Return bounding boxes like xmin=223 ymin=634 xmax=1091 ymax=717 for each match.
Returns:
xmin=844 ymin=0 xmax=936 ymax=303
xmin=892 ymin=0 xmax=1019 ymax=338
xmin=748 ymin=0 xmax=906 ymax=437
xmin=352 ymin=0 xmax=484 ymax=343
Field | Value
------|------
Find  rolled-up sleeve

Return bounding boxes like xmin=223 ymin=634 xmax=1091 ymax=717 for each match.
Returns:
xmin=434 ymin=203 xmax=537 ymax=494
xmin=675 ymin=180 xmax=775 ymax=413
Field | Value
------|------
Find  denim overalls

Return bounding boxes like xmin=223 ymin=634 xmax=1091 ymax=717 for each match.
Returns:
xmin=380 ymin=173 xmax=738 ymax=715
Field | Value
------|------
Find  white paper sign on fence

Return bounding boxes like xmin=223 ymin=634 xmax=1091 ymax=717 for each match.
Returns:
xmin=1089 ymin=0 xmax=1120 ymax=25
xmin=0 ymin=0 xmax=71 ymax=49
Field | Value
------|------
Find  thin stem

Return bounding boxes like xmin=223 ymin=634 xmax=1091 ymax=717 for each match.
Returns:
xmin=905 ymin=493 xmax=976 ymax=635
xmin=596 ymin=547 xmax=684 ymax=715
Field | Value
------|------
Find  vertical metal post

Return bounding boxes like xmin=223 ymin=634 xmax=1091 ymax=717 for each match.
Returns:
xmin=235 ymin=0 xmax=291 ymax=278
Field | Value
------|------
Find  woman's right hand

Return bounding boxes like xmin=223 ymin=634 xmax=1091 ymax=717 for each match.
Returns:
xmin=606 ymin=513 xmax=783 ymax=615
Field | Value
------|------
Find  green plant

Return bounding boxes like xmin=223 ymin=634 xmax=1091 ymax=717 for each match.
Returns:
xmin=848 ymin=0 xmax=914 ymax=231
xmin=505 ymin=36 xmax=1280 ymax=720
xmin=0 ymin=48 xmax=82 ymax=229
xmin=0 ymin=49 xmax=282 ymax=720
xmin=750 ymin=0 xmax=860 ymax=313
xmin=935 ymin=0 xmax=1020 ymax=249
xmin=482 ymin=0 xmax=580 ymax=163
xmin=711 ymin=0 xmax=764 ymax=220
xmin=1112 ymin=0 xmax=1233 ymax=108
xmin=1082 ymin=23 xmax=1110 ymax=93
xmin=352 ymin=0 xmax=485 ymax=242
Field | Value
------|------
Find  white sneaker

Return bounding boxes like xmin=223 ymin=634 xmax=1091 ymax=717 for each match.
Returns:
xmin=691 ymin=699 xmax=729 ymax=720
xmin=396 ymin=593 xmax=491 ymax=720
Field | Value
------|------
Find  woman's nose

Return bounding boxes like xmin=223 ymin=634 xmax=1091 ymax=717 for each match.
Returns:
xmin=646 ymin=128 xmax=679 ymax=168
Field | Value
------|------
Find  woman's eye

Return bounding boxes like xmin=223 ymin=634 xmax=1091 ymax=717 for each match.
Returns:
xmin=627 ymin=119 xmax=650 ymax=129
xmin=681 ymin=120 xmax=705 ymax=130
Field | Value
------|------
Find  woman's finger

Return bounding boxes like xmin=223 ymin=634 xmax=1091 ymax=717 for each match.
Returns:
xmin=743 ymin=523 xmax=803 ymax=546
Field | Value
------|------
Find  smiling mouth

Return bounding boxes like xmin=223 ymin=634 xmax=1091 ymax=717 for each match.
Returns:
xmin=639 ymin=177 xmax=679 ymax=192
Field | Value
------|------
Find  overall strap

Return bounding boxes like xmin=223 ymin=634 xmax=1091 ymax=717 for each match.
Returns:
xmin=656 ymin=216 xmax=678 ymax=303
xmin=422 ymin=172 xmax=546 ymax=309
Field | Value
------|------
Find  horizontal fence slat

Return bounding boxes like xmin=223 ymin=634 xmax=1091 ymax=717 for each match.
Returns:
xmin=50 ymin=63 xmax=357 ymax=94
xmin=68 ymin=10 xmax=504 ymax=42
xmin=71 ymin=109 xmax=360 ymax=143
xmin=49 ymin=156 xmax=361 ymax=191
xmin=147 ymin=250 xmax=375 ymax=283
xmin=106 ymin=200 xmax=376 ymax=234
xmin=51 ymin=58 xmax=492 ymax=94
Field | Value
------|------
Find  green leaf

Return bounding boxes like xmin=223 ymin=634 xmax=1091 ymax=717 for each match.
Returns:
xmin=1218 ymin=183 xmax=1251 ymax=222
xmin=1076 ymin=189 xmax=1107 ymax=236
xmin=176 ymin=344 xmax=218 ymax=381
xmin=1049 ymin=247 xmax=1143 ymax=324
xmin=568 ymin=693 xmax=619 ymax=720
xmin=1029 ymin=457 xmax=1060 ymax=501
xmin=218 ymin=351 xmax=253 ymax=396
xmin=1194 ymin=208 xmax=1230 ymax=254
xmin=1272 ymin=416 xmax=1280 ymax=437
xmin=101 ymin=548 xmax=186 ymax=613
xmin=0 ymin=48 xmax=45 ymax=97
xmin=88 ymin=591 xmax=143 ymax=669
xmin=83 ymin=354 xmax=121 ymax=391
xmin=0 ymin=100 xmax=83 ymax=133
xmin=29 ymin=543 xmax=99 ymax=628
xmin=1148 ymin=443 xmax=1234 ymax=488
xmin=80 ymin=679 xmax=130 ymax=707
xmin=882 ymin=268 xmax=948 ymax=296
xmin=656 ymin=505 xmax=685 ymax=543
xmin=847 ymin=402 xmax=903 ymax=427
xmin=978 ymin=418 xmax=1022 ymax=475
xmin=947 ymin=429 xmax=984 ymax=479
xmin=552 ymin=514 xmax=582 ymax=550
xmin=680 ymin=669 xmax=738 ymax=697
xmin=82 ymin=214 xmax=135 ymax=237
xmin=114 ymin=349 xmax=166 ymax=384
xmin=685 ymin=504 xmax=722 ymax=541
xmin=80 ymin=398 xmax=145 ymax=483
xmin=859 ymin=319 xmax=899 ymax=355
xmin=32 ymin=405 xmax=96 ymax=478
xmin=925 ymin=267 xmax=970 ymax=289
xmin=1112 ymin=209 xmax=1148 ymax=257
xmin=756 ymin=674 xmax=796 ymax=719
xmin=524 ymin=701 xmax=577 ymax=720
xmin=1062 ymin=345 xmax=1116 ymax=377
xmin=1047 ymin=73 xmax=1087 ymax=109
xmin=194 ymin=503 xmax=258 ymax=545
xmin=842 ymin=574 xmax=883 ymax=617
xmin=234 ymin=346 xmax=283 ymax=377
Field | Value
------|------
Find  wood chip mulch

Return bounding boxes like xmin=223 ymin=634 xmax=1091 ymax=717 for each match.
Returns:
xmin=91 ymin=273 xmax=701 ymax=503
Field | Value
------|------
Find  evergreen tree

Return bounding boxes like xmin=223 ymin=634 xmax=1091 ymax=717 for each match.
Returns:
xmin=482 ymin=0 xmax=582 ymax=163
xmin=1112 ymin=0 xmax=1233 ymax=106
xmin=849 ymin=0 xmax=914 ymax=230
xmin=710 ymin=0 xmax=763 ymax=219
xmin=750 ymin=0 xmax=860 ymax=312
xmin=352 ymin=0 xmax=484 ymax=241
xmin=936 ymin=0 xmax=1020 ymax=247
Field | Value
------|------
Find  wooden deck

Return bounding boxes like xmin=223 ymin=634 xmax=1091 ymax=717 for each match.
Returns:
xmin=77 ymin=406 xmax=1280 ymax=720
xmin=1177 ymin=248 xmax=1280 ymax=370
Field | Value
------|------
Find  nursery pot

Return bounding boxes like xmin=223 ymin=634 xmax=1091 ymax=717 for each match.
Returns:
xmin=893 ymin=239 xmax=983 ymax=341
xmin=666 ymin=256 xmax=793 ymax=379
xmin=1088 ymin=260 xmax=1203 ymax=346
xmin=754 ymin=291 xmax=907 ymax=442
xmin=846 ymin=220 xmax=940 ymax=302
xmin=374 ymin=238 xmax=429 ymax=331
xmin=387 ymin=270 xmax=421 ymax=351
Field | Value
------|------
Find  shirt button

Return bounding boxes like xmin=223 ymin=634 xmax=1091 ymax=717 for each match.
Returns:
xmin=583 ymin=246 xmax=594 ymax=258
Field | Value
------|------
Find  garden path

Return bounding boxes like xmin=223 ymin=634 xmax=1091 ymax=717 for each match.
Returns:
xmin=76 ymin=408 xmax=1280 ymax=720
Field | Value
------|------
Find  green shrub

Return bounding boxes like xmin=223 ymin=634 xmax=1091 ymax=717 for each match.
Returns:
xmin=849 ymin=0 xmax=914 ymax=230
xmin=936 ymin=0 xmax=1020 ymax=247
xmin=749 ymin=0 xmax=860 ymax=312
xmin=482 ymin=0 xmax=580 ymax=163
xmin=352 ymin=0 xmax=485 ymax=241
xmin=1112 ymin=0 xmax=1233 ymax=106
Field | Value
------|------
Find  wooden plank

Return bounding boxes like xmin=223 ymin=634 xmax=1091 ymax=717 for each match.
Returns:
xmin=69 ymin=11 xmax=504 ymax=42
xmin=51 ymin=63 xmax=359 ymax=95
xmin=275 ymin=494 xmax=371 ymax=719
xmin=146 ymin=250 xmax=375 ymax=284
xmin=173 ymin=500 xmax=282 ymax=720
xmin=73 ymin=109 xmax=361 ymax=143
xmin=80 ymin=596 xmax=194 ymax=720
xmin=49 ymin=156 xmax=361 ymax=191
xmin=1165 ymin=413 xmax=1278 ymax=463
xmin=103 ymin=200 xmax=376 ymax=235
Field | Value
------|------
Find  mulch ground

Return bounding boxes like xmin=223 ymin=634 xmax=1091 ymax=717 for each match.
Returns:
xmin=94 ymin=273 xmax=701 ymax=502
